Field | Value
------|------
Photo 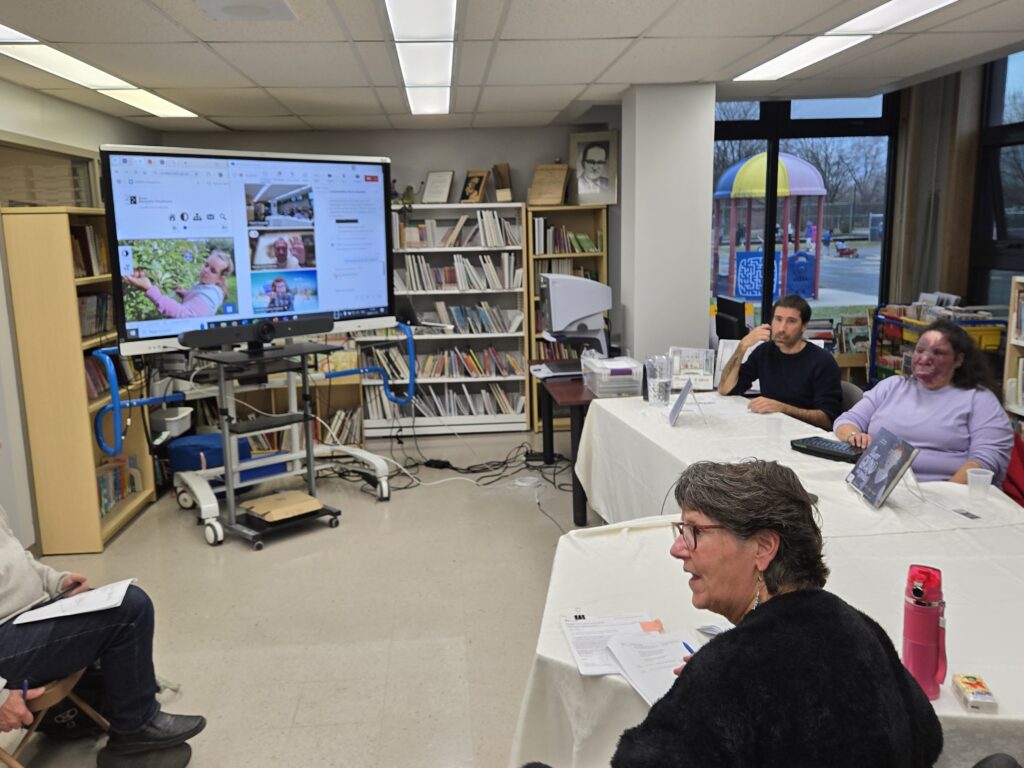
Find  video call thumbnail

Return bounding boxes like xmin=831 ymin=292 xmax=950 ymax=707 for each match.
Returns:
xmin=251 ymin=269 xmax=319 ymax=315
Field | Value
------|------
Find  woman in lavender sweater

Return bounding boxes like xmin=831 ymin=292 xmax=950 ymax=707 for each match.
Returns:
xmin=834 ymin=319 xmax=1012 ymax=483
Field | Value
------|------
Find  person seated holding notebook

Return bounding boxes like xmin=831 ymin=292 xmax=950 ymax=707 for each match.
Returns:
xmin=0 ymin=458 xmax=205 ymax=763
xmin=717 ymin=294 xmax=841 ymax=430
xmin=834 ymin=319 xmax=1012 ymax=483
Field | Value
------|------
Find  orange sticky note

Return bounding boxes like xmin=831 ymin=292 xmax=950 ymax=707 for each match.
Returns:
xmin=640 ymin=619 xmax=664 ymax=633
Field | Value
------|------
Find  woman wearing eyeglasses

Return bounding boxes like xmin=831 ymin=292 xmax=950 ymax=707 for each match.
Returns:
xmin=616 ymin=460 xmax=942 ymax=767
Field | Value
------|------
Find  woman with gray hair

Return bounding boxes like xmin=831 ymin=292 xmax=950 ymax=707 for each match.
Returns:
xmin=614 ymin=460 xmax=943 ymax=767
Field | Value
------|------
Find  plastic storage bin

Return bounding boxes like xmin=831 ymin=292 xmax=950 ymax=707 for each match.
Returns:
xmin=582 ymin=356 xmax=642 ymax=397
xmin=150 ymin=406 xmax=193 ymax=437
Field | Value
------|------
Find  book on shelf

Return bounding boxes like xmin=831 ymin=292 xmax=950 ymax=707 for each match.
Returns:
xmin=392 ymin=209 xmax=521 ymax=250
xmin=318 ymin=407 xmax=361 ymax=446
xmin=531 ymin=217 xmax=600 ymax=255
xmin=538 ymin=340 xmax=580 ymax=360
xmin=364 ymin=382 xmax=525 ymax=421
xmin=96 ymin=455 xmax=140 ymax=516
xmin=78 ymin=294 xmax=114 ymax=337
xmin=70 ymin=224 xmax=109 ymax=277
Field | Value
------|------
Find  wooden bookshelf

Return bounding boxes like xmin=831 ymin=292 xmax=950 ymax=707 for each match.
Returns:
xmin=0 ymin=207 xmax=155 ymax=554
xmin=526 ymin=204 xmax=609 ymax=431
xmin=1004 ymin=276 xmax=1024 ymax=415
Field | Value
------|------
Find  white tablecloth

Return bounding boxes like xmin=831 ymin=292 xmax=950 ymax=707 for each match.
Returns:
xmin=512 ymin=395 xmax=1024 ymax=768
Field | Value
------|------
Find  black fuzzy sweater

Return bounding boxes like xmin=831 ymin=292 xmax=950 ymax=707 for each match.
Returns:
xmin=610 ymin=589 xmax=943 ymax=767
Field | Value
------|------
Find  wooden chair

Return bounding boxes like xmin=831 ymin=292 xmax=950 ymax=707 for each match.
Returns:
xmin=0 ymin=669 xmax=109 ymax=768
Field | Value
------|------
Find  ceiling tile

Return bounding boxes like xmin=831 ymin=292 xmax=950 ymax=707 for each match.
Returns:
xmin=892 ymin=0 xmax=1008 ymax=32
xmin=332 ymin=0 xmax=389 ymax=40
xmin=579 ymin=83 xmax=629 ymax=102
xmin=209 ymin=115 xmax=312 ymax=130
xmin=388 ymin=114 xmax=474 ymax=129
xmin=454 ymin=86 xmax=480 ymax=112
xmin=265 ymin=87 xmax=382 ymax=114
xmin=210 ymin=42 xmax=368 ymax=86
xmin=815 ymin=31 xmax=1024 ymax=80
xmin=0 ymin=55 xmax=77 ymax=89
xmin=375 ymin=87 xmax=408 ymax=113
xmin=301 ymin=114 xmax=392 ymax=129
xmin=488 ymin=39 xmax=630 ymax=85
xmin=153 ymin=87 xmax=289 ymax=116
xmin=456 ymin=41 xmax=493 ymax=86
xmin=0 ymin=0 xmax=193 ymax=42
xmin=472 ymin=111 xmax=558 ymax=127
xmin=600 ymin=36 xmax=774 ymax=83
xmin=655 ymin=0 xmax=847 ymax=36
xmin=477 ymin=84 xmax=583 ymax=112
xmin=58 ymin=43 xmax=252 ymax=89
xmin=123 ymin=116 xmax=227 ymax=131
xmin=464 ymin=0 xmax=505 ymax=40
xmin=931 ymin=0 xmax=1024 ymax=32
xmin=152 ymin=0 xmax=346 ymax=42
xmin=707 ymin=36 xmax=816 ymax=80
xmin=501 ymin=0 xmax=676 ymax=39
xmin=714 ymin=80 xmax=782 ymax=100
xmin=39 ymin=88 xmax=148 ymax=116
xmin=356 ymin=42 xmax=399 ymax=86
xmin=788 ymin=0 xmax=898 ymax=34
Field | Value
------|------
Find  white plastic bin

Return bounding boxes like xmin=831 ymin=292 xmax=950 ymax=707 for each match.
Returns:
xmin=150 ymin=407 xmax=193 ymax=437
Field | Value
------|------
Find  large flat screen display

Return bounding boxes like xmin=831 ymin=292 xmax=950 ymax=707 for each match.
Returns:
xmin=100 ymin=145 xmax=395 ymax=355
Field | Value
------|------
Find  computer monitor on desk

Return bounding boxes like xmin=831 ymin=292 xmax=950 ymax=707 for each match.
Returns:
xmin=715 ymin=295 xmax=748 ymax=341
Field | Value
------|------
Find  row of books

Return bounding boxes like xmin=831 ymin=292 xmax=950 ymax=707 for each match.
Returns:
xmin=537 ymin=340 xmax=579 ymax=360
xmin=836 ymin=314 xmax=871 ymax=353
xmin=84 ymin=356 xmax=113 ymax=401
xmin=397 ymin=252 xmax=523 ymax=292
xmin=97 ymin=455 xmax=140 ymax=516
xmin=391 ymin=210 xmax=522 ymax=249
xmin=318 ymin=408 xmax=361 ymax=446
xmin=803 ymin=319 xmax=836 ymax=352
xmin=362 ymin=346 xmax=525 ymax=380
xmin=71 ymin=224 xmax=111 ymax=278
xmin=364 ymin=383 xmax=526 ymax=421
xmin=532 ymin=258 xmax=599 ymax=284
xmin=79 ymin=293 xmax=115 ymax=337
xmin=531 ymin=218 xmax=600 ymax=255
xmin=430 ymin=302 xmax=525 ymax=335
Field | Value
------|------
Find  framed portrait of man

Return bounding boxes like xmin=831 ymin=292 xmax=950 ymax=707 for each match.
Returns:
xmin=569 ymin=131 xmax=617 ymax=205
xmin=460 ymin=169 xmax=490 ymax=203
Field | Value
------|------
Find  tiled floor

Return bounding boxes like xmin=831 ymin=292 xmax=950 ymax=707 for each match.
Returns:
xmin=3 ymin=432 xmax=585 ymax=767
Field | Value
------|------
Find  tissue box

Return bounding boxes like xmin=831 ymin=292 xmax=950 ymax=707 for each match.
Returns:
xmin=582 ymin=356 xmax=642 ymax=398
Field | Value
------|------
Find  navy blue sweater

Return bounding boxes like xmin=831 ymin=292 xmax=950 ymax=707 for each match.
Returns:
xmin=729 ymin=341 xmax=842 ymax=425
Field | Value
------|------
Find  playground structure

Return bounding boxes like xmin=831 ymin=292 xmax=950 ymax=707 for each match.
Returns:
xmin=713 ymin=152 xmax=827 ymax=300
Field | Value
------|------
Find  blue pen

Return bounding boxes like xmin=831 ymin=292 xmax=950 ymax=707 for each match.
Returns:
xmin=21 ymin=680 xmax=28 ymax=699
xmin=682 ymin=642 xmax=697 ymax=655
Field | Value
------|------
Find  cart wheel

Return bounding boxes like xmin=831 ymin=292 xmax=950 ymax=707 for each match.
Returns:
xmin=204 ymin=520 xmax=224 ymax=546
xmin=328 ymin=516 xmax=340 ymax=528
xmin=252 ymin=540 xmax=265 ymax=552
xmin=176 ymin=490 xmax=195 ymax=510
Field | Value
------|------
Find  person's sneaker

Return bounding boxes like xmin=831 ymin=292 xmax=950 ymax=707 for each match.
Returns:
xmin=106 ymin=712 xmax=206 ymax=754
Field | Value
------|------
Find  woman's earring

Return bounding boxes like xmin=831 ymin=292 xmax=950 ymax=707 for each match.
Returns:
xmin=752 ymin=570 xmax=764 ymax=610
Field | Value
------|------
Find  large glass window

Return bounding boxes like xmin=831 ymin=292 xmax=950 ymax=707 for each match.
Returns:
xmin=712 ymin=98 xmax=898 ymax=322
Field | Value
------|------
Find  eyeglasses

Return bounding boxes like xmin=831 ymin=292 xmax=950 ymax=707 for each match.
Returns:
xmin=671 ymin=521 xmax=725 ymax=550
xmin=583 ymin=157 xmax=607 ymax=166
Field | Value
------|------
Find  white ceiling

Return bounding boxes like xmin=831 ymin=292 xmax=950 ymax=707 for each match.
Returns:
xmin=0 ymin=0 xmax=1021 ymax=131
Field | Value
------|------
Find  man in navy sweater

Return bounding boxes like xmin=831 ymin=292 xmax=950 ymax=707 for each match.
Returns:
xmin=717 ymin=294 xmax=842 ymax=430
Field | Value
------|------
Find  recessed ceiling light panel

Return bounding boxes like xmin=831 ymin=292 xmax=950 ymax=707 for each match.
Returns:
xmin=734 ymin=35 xmax=871 ymax=81
xmin=828 ymin=0 xmax=959 ymax=35
xmin=195 ymin=0 xmax=297 ymax=21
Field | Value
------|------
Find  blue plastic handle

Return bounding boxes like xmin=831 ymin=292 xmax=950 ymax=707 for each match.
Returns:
xmin=323 ymin=321 xmax=416 ymax=405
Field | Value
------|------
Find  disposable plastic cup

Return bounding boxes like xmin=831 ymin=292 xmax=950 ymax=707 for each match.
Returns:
xmin=967 ymin=468 xmax=994 ymax=503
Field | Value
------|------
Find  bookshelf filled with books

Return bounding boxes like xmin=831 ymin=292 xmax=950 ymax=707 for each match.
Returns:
xmin=1003 ymin=276 xmax=1024 ymax=421
xmin=526 ymin=204 xmax=608 ymax=431
xmin=367 ymin=202 xmax=529 ymax=436
xmin=0 ymin=207 xmax=155 ymax=554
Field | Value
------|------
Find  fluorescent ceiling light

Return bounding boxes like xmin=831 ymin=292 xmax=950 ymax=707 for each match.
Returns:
xmin=98 ymin=89 xmax=197 ymax=118
xmin=734 ymin=36 xmax=871 ymax=80
xmin=395 ymin=42 xmax=453 ymax=87
xmin=406 ymin=87 xmax=449 ymax=115
xmin=385 ymin=0 xmax=456 ymax=41
xmin=0 ymin=44 xmax=133 ymax=89
xmin=828 ymin=0 xmax=959 ymax=35
xmin=0 ymin=24 xmax=35 ymax=43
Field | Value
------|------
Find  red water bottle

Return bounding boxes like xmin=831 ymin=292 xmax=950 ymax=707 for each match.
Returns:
xmin=902 ymin=564 xmax=946 ymax=700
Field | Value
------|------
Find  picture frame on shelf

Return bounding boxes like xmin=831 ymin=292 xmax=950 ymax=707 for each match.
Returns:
xmin=460 ymin=170 xmax=490 ymax=203
xmin=569 ymin=131 xmax=617 ymax=205
xmin=422 ymin=170 xmax=455 ymax=204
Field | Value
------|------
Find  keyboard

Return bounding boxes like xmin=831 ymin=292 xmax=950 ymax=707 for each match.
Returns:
xmin=790 ymin=436 xmax=863 ymax=463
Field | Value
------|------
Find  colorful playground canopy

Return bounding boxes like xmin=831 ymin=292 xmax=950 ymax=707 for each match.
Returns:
xmin=714 ymin=152 xmax=826 ymax=200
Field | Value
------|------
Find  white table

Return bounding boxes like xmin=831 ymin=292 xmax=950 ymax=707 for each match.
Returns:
xmin=513 ymin=395 xmax=1024 ymax=767
xmin=510 ymin=508 xmax=1024 ymax=768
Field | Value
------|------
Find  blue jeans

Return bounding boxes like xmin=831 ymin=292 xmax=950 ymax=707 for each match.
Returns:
xmin=0 ymin=585 xmax=160 ymax=732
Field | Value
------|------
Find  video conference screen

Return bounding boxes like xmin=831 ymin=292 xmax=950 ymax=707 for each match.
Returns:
xmin=100 ymin=145 xmax=394 ymax=354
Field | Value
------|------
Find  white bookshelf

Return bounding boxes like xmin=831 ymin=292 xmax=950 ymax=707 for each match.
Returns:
xmin=360 ymin=202 xmax=529 ymax=437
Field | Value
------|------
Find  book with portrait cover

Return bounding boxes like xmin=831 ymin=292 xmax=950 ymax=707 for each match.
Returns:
xmin=846 ymin=427 xmax=919 ymax=508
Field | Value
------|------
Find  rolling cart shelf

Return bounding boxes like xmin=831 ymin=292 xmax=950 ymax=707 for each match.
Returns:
xmin=179 ymin=340 xmax=345 ymax=550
